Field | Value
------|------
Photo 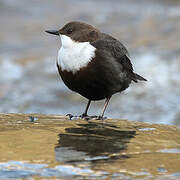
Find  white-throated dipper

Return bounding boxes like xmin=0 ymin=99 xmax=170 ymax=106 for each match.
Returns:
xmin=45 ymin=21 xmax=147 ymax=120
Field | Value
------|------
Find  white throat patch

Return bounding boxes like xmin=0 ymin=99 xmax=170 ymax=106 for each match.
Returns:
xmin=58 ymin=35 xmax=96 ymax=74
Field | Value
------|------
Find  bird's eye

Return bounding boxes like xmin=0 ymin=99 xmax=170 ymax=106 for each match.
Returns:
xmin=67 ymin=29 xmax=73 ymax=34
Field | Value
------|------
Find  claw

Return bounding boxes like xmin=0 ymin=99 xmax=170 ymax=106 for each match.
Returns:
xmin=80 ymin=114 xmax=91 ymax=121
xmin=66 ymin=114 xmax=73 ymax=120
xmin=66 ymin=113 xmax=107 ymax=121
xmin=96 ymin=116 xmax=107 ymax=120
xmin=66 ymin=114 xmax=85 ymax=120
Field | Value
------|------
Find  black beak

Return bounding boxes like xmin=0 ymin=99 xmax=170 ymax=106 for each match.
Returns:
xmin=45 ymin=30 xmax=59 ymax=36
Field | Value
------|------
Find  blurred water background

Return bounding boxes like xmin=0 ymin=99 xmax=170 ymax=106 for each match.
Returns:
xmin=0 ymin=0 xmax=180 ymax=125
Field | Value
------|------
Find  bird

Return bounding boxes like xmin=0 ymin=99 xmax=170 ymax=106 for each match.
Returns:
xmin=45 ymin=21 xmax=147 ymax=120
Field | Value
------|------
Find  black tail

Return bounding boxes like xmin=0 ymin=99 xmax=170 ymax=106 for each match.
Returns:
xmin=134 ymin=73 xmax=147 ymax=82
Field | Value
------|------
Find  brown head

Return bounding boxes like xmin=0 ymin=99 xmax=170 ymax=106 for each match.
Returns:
xmin=45 ymin=21 xmax=100 ymax=42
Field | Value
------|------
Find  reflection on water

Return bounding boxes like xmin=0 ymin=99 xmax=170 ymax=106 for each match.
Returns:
xmin=56 ymin=122 xmax=136 ymax=162
xmin=0 ymin=0 xmax=180 ymax=125
xmin=0 ymin=115 xmax=180 ymax=179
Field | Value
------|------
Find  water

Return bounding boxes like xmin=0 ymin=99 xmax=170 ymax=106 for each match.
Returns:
xmin=0 ymin=1 xmax=180 ymax=120
xmin=0 ymin=114 xmax=180 ymax=179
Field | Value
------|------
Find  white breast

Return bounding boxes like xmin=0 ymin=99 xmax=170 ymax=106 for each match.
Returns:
xmin=58 ymin=35 xmax=96 ymax=74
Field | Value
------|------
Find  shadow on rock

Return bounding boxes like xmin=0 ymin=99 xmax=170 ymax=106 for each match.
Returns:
xmin=55 ymin=122 xmax=136 ymax=163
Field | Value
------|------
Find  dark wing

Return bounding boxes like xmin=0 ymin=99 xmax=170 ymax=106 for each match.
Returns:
xmin=91 ymin=39 xmax=132 ymax=69
xmin=91 ymin=39 xmax=147 ymax=82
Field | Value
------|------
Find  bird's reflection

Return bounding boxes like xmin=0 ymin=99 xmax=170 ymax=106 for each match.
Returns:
xmin=55 ymin=122 xmax=136 ymax=163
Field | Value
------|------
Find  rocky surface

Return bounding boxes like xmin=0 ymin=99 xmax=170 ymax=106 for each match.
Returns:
xmin=0 ymin=0 xmax=180 ymax=125
xmin=0 ymin=113 xmax=180 ymax=179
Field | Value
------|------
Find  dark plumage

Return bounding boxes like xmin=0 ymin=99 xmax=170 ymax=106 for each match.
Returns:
xmin=46 ymin=21 xmax=147 ymax=120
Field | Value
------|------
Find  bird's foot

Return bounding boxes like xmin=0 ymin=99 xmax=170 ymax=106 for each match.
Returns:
xmin=80 ymin=113 xmax=92 ymax=120
xmin=66 ymin=113 xmax=91 ymax=120
xmin=66 ymin=114 xmax=107 ymax=121
xmin=96 ymin=116 xmax=107 ymax=120
xmin=66 ymin=114 xmax=79 ymax=120
xmin=66 ymin=114 xmax=73 ymax=120
xmin=81 ymin=114 xmax=107 ymax=121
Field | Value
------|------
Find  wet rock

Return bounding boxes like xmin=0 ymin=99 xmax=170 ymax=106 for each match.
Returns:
xmin=0 ymin=113 xmax=180 ymax=179
xmin=0 ymin=0 xmax=180 ymax=125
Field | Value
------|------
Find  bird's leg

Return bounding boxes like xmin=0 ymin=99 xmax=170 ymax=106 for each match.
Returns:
xmin=97 ymin=97 xmax=111 ymax=120
xmin=81 ymin=99 xmax=91 ymax=119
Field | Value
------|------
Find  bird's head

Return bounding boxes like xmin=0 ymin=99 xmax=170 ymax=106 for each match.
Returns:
xmin=45 ymin=21 xmax=99 ymax=45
